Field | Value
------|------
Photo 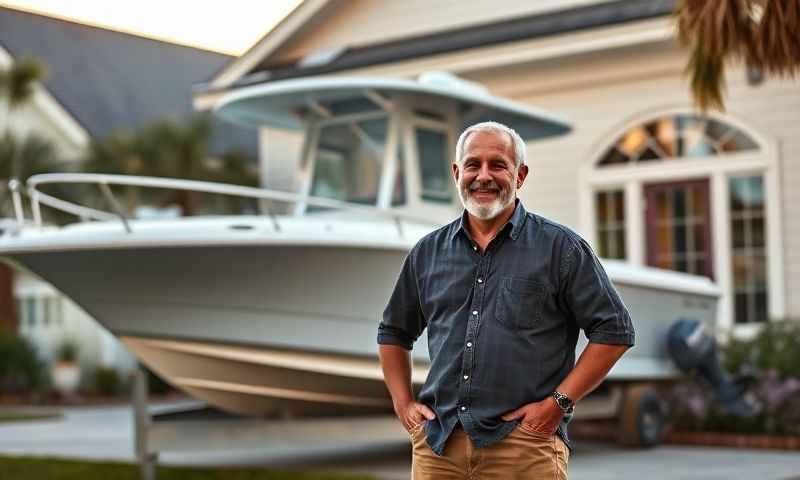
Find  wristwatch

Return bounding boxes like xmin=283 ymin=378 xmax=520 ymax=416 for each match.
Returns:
xmin=552 ymin=391 xmax=575 ymax=414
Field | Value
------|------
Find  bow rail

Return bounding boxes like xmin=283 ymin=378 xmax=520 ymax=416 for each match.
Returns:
xmin=9 ymin=173 xmax=438 ymax=236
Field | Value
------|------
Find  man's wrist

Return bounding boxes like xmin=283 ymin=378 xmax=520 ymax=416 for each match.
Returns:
xmin=392 ymin=396 xmax=414 ymax=415
xmin=552 ymin=390 xmax=575 ymax=414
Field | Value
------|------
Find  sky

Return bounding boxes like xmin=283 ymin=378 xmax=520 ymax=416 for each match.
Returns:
xmin=0 ymin=0 xmax=302 ymax=55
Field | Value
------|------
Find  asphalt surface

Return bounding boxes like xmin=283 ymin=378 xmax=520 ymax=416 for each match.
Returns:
xmin=0 ymin=402 xmax=798 ymax=480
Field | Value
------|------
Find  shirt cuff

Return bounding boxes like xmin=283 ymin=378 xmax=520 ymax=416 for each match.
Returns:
xmin=586 ymin=331 xmax=635 ymax=346
xmin=377 ymin=324 xmax=414 ymax=350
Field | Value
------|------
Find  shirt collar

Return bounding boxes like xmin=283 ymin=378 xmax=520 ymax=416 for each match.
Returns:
xmin=449 ymin=199 xmax=528 ymax=243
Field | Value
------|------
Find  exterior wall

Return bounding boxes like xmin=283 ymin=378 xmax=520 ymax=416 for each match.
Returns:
xmin=273 ymin=0 xmax=612 ymax=63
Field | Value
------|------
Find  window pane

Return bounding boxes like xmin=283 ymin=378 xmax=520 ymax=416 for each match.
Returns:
xmin=705 ymin=119 xmax=730 ymax=142
xmin=43 ymin=298 xmax=50 ymax=326
xmin=719 ymin=130 xmax=758 ymax=152
xmin=653 ymin=117 xmax=678 ymax=157
xmin=310 ymin=117 xmax=387 ymax=205
xmin=25 ymin=297 xmax=36 ymax=326
xmin=637 ymin=145 xmax=661 ymax=161
xmin=599 ymin=147 xmax=628 ymax=166
xmin=618 ymin=127 xmax=647 ymax=157
xmin=729 ymin=176 xmax=768 ymax=323
xmin=416 ymin=128 xmax=452 ymax=203
xmin=594 ymin=190 xmax=626 ymax=259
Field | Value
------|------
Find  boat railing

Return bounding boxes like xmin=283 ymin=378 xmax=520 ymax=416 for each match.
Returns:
xmin=9 ymin=173 xmax=438 ymax=237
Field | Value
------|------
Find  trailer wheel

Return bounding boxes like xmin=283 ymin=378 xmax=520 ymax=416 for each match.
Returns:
xmin=619 ymin=384 xmax=664 ymax=447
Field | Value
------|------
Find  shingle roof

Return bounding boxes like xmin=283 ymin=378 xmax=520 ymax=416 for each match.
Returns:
xmin=0 ymin=7 xmax=256 ymax=158
xmin=235 ymin=0 xmax=675 ymax=89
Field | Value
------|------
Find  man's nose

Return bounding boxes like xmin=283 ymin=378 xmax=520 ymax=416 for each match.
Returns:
xmin=476 ymin=163 xmax=492 ymax=182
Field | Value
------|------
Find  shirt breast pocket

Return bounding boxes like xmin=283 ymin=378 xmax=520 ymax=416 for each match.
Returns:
xmin=495 ymin=276 xmax=548 ymax=330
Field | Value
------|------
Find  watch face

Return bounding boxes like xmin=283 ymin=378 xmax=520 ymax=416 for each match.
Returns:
xmin=554 ymin=392 xmax=572 ymax=410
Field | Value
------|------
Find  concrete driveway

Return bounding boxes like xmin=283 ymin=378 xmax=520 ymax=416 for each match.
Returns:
xmin=0 ymin=402 xmax=798 ymax=480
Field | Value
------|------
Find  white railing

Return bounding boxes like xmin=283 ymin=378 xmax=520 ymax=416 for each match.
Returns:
xmin=9 ymin=173 xmax=438 ymax=236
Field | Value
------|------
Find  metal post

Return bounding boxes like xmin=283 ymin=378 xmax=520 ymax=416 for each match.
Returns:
xmin=8 ymin=179 xmax=24 ymax=226
xmin=133 ymin=366 xmax=157 ymax=480
xmin=99 ymin=182 xmax=132 ymax=233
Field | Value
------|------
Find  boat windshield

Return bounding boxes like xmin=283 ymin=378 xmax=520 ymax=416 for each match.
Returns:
xmin=310 ymin=117 xmax=387 ymax=206
xmin=416 ymin=127 xmax=452 ymax=203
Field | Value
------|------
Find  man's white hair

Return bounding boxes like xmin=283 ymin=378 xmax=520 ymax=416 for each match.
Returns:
xmin=454 ymin=121 xmax=526 ymax=168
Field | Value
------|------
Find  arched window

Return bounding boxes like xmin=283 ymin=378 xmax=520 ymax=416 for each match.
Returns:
xmin=598 ymin=114 xmax=758 ymax=166
xmin=588 ymin=113 xmax=775 ymax=326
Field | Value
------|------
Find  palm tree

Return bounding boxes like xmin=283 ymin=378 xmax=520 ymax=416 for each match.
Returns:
xmin=0 ymin=57 xmax=46 ymax=160
xmin=675 ymin=0 xmax=800 ymax=111
xmin=84 ymin=115 xmax=258 ymax=217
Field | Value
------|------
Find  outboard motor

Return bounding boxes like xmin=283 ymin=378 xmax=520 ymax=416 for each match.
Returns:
xmin=667 ymin=318 xmax=755 ymax=417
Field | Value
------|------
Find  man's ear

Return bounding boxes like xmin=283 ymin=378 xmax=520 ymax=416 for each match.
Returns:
xmin=451 ymin=162 xmax=460 ymax=183
xmin=516 ymin=164 xmax=529 ymax=188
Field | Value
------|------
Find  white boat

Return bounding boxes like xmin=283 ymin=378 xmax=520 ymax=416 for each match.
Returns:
xmin=0 ymin=73 xmax=718 ymax=420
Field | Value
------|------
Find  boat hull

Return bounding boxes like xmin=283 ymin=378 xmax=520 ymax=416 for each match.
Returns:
xmin=4 ymin=237 xmax=718 ymax=417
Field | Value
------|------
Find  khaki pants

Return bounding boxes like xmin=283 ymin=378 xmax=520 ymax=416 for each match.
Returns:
xmin=410 ymin=423 xmax=569 ymax=479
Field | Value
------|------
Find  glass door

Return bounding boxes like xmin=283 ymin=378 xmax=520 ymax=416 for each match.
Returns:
xmin=644 ymin=179 xmax=713 ymax=278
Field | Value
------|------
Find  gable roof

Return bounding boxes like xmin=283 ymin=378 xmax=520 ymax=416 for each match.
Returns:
xmin=0 ymin=7 xmax=257 ymax=158
xmin=205 ymin=0 xmax=675 ymax=93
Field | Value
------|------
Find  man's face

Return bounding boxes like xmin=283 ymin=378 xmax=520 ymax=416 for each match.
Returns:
xmin=452 ymin=130 xmax=528 ymax=220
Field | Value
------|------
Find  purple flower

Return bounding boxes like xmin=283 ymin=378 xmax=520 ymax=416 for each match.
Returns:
xmin=765 ymin=375 xmax=800 ymax=409
xmin=686 ymin=393 xmax=707 ymax=417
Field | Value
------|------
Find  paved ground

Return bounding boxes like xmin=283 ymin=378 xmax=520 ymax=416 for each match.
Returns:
xmin=0 ymin=402 xmax=798 ymax=479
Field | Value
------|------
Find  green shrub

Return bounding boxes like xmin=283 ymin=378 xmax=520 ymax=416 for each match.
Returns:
xmin=92 ymin=367 xmax=120 ymax=396
xmin=723 ymin=320 xmax=800 ymax=378
xmin=0 ymin=333 xmax=45 ymax=393
xmin=666 ymin=319 xmax=800 ymax=436
xmin=56 ymin=339 xmax=78 ymax=363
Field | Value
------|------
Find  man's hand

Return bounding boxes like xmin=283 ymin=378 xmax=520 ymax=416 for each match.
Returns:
xmin=396 ymin=400 xmax=436 ymax=432
xmin=501 ymin=397 xmax=563 ymax=435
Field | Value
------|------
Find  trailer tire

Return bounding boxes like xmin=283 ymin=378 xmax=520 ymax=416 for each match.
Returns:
xmin=619 ymin=384 xmax=664 ymax=447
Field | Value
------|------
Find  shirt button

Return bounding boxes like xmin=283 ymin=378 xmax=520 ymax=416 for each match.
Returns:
xmin=472 ymin=245 xmax=478 ymax=251
xmin=477 ymin=278 xmax=483 ymax=284
xmin=463 ymin=375 xmax=469 ymax=380
xmin=472 ymin=310 xmax=478 ymax=316
xmin=460 ymin=406 xmax=467 ymax=411
xmin=466 ymin=342 xmax=473 ymax=348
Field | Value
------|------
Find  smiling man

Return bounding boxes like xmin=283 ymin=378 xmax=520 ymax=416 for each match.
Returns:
xmin=378 ymin=121 xmax=635 ymax=479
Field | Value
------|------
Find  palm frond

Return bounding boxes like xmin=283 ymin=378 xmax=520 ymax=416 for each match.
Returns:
xmin=675 ymin=0 xmax=800 ymax=112
xmin=0 ymin=57 xmax=47 ymax=109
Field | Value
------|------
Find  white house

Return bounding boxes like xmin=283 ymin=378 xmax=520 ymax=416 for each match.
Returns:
xmin=194 ymin=0 xmax=799 ymax=336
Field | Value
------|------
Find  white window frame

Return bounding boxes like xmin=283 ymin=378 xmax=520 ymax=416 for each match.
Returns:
xmin=579 ymin=109 xmax=785 ymax=336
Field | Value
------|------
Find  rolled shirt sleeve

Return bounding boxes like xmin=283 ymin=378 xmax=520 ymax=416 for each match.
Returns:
xmin=378 ymin=248 xmax=427 ymax=350
xmin=560 ymin=236 xmax=635 ymax=346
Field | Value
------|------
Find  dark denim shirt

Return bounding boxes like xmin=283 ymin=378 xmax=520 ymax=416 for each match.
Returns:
xmin=377 ymin=200 xmax=635 ymax=456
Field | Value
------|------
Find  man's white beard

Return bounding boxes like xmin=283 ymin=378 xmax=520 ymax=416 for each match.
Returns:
xmin=458 ymin=177 xmax=516 ymax=220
